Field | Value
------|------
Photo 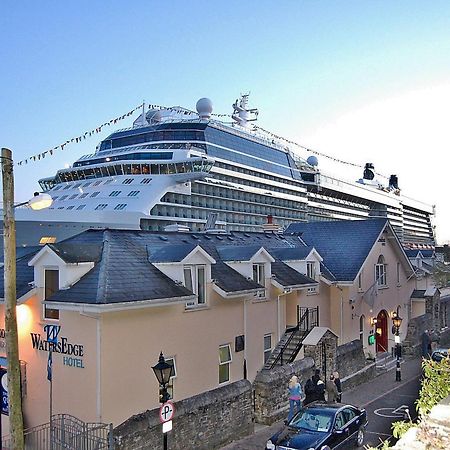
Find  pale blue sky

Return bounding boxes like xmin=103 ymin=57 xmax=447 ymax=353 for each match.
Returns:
xmin=1 ymin=1 xmax=450 ymax=241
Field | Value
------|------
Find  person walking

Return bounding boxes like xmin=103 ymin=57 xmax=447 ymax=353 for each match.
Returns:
xmin=304 ymin=377 xmax=315 ymax=405
xmin=326 ymin=374 xmax=338 ymax=403
xmin=287 ymin=375 xmax=303 ymax=421
xmin=333 ymin=371 xmax=342 ymax=402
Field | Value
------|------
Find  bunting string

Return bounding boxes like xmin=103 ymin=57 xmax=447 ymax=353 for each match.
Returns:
xmin=16 ymin=100 xmax=387 ymax=180
xmin=16 ymin=103 xmax=144 ymax=166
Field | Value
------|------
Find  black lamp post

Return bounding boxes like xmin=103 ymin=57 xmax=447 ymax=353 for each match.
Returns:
xmin=392 ymin=307 xmax=403 ymax=382
xmin=152 ymin=352 xmax=174 ymax=450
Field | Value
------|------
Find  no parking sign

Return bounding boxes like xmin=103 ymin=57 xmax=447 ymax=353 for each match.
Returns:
xmin=0 ymin=367 xmax=8 ymax=416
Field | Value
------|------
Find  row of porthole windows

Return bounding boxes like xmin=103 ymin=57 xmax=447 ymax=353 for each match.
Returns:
xmin=51 ymin=203 xmax=128 ymax=211
xmin=52 ymin=190 xmax=141 ymax=202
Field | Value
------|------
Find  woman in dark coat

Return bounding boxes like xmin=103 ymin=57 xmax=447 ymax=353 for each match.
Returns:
xmin=333 ymin=371 xmax=342 ymax=402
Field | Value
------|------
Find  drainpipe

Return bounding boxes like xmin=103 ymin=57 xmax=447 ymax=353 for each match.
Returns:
xmin=337 ymin=286 xmax=344 ymax=346
xmin=243 ymin=298 xmax=247 ymax=379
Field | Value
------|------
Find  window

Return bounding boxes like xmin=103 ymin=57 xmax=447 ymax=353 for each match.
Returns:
xmin=141 ymin=178 xmax=152 ymax=184
xmin=128 ymin=190 xmax=140 ymax=197
xmin=397 ymin=262 xmax=401 ymax=285
xmin=122 ymin=178 xmax=133 ymax=184
xmin=307 ymin=261 xmax=317 ymax=293
xmin=184 ymin=265 xmax=206 ymax=307
xmin=90 ymin=191 xmax=100 ymax=198
xmin=264 ymin=334 xmax=272 ymax=364
xmin=44 ymin=269 xmax=59 ymax=320
xmin=95 ymin=204 xmax=108 ymax=210
xmin=375 ymin=255 xmax=387 ymax=287
xmin=252 ymin=263 xmax=265 ymax=285
xmin=109 ymin=191 xmax=121 ymax=197
xmin=358 ymin=272 xmax=363 ymax=291
xmin=76 ymin=204 xmax=86 ymax=210
xmin=359 ymin=315 xmax=365 ymax=342
xmin=114 ymin=203 xmax=127 ymax=210
xmin=165 ymin=357 xmax=177 ymax=400
xmin=219 ymin=344 xmax=232 ymax=384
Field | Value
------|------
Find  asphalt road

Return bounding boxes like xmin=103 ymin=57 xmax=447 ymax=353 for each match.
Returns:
xmin=362 ymin=373 xmax=421 ymax=448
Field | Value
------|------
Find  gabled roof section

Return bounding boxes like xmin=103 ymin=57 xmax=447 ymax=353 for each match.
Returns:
xmin=47 ymin=243 xmax=103 ymax=263
xmin=147 ymin=243 xmax=197 ymax=263
xmin=411 ymin=289 xmax=426 ymax=299
xmin=212 ymin=262 xmax=262 ymax=294
xmin=0 ymin=253 xmax=37 ymax=300
xmin=271 ymin=260 xmax=317 ymax=288
xmin=285 ymin=219 xmax=389 ymax=282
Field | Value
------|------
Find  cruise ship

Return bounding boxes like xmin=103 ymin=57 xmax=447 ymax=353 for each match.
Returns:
xmin=11 ymin=95 xmax=435 ymax=247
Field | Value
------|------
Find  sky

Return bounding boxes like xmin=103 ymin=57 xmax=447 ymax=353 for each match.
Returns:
xmin=1 ymin=0 xmax=449 ymax=242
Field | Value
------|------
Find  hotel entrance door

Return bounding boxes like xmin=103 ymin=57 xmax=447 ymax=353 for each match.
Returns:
xmin=376 ymin=310 xmax=388 ymax=353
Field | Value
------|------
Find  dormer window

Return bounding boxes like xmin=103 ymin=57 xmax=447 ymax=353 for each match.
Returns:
xmin=184 ymin=265 xmax=206 ymax=308
xmin=307 ymin=262 xmax=316 ymax=280
xmin=252 ymin=263 xmax=265 ymax=286
xmin=375 ymin=255 xmax=387 ymax=287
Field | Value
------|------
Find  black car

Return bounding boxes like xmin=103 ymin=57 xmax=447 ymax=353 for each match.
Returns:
xmin=430 ymin=348 xmax=449 ymax=362
xmin=265 ymin=402 xmax=367 ymax=450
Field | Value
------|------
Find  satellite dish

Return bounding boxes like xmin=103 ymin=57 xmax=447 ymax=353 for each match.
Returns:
xmin=307 ymin=155 xmax=319 ymax=167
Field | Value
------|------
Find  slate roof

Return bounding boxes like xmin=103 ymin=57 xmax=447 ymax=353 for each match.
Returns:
xmin=47 ymin=243 xmax=103 ymax=263
xmin=411 ymin=289 xmax=426 ymax=299
xmin=271 ymin=260 xmax=317 ymax=287
xmin=147 ymin=243 xmax=197 ymax=263
xmin=268 ymin=246 xmax=313 ymax=261
xmin=285 ymin=219 xmax=388 ymax=282
xmin=212 ymin=262 xmax=262 ymax=293
xmin=216 ymin=245 xmax=265 ymax=262
xmin=0 ymin=251 xmax=38 ymax=299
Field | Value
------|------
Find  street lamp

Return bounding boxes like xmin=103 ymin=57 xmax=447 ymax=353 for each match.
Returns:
xmin=392 ymin=306 xmax=403 ymax=382
xmin=151 ymin=352 xmax=174 ymax=450
xmin=1 ymin=148 xmax=53 ymax=450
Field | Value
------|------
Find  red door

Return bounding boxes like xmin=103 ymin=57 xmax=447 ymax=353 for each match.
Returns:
xmin=376 ymin=310 xmax=388 ymax=353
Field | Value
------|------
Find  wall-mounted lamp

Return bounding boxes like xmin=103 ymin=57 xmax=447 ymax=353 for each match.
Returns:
xmin=370 ymin=317 xmax=378 ymax=326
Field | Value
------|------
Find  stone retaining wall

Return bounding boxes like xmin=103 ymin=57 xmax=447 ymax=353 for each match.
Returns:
xmin=336 ymin=339 xmax=367 ymax=379
xmin=114 ymin=380 xmax=253 ymax=450
xmin=253 ymin=357 xmax=315 ymax=425
xmin=403 ymin=314 xmax=432 ymax=356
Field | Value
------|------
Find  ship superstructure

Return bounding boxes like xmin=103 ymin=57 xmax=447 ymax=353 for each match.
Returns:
xmin=12 ymin=95 xmax=434 ymax=247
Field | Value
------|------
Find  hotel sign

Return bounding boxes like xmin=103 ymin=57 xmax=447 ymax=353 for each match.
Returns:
xmin=30 ymin=327 xmax=85 ymax=369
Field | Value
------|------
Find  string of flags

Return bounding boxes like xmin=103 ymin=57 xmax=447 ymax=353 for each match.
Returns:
xmin=16 ymin=103 xmax=144 ymax=166
xmin=16 ymin=100 xmax=387 ymax=179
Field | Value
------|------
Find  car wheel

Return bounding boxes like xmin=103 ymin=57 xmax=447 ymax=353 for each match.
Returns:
xmin=356 ymin=427 xmax=365 ymax=447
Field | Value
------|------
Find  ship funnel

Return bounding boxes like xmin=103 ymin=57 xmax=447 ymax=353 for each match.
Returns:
xmin=196 ymin=98 xmax=213 ymax=119
xmin=363 ymin=163 xmax=375 ymax=181
xmin=389 ymin=174 xmax=399 ymax=190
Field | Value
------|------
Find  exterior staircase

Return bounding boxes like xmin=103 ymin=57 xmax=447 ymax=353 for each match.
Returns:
xmin=264 ymin=306 xmax=318 ymax=370
xmin=375 ymin=351 xmax=403 ymax=373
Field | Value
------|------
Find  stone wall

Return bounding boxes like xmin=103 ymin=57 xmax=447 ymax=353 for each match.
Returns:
xmin=336 ymin=339 xmax=367 ymax=379
xmin=114 ymin=380 xmax=253 ymax=450
xmin=303 ymin=329 xmax=338 ymax=379
xmin=403 ymin=313 xmax=432 ymax=356
xmin=253 ymin=357 xmax=315 ymax=425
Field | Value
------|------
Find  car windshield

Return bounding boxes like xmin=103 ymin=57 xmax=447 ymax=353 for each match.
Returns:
xmin=289 ymin=409 xmax=334 ymax=432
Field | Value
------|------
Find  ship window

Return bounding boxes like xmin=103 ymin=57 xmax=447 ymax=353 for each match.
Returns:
xmin=114 ymin=203 xmax=127 ymax=210
xmin=93 ymin=180 xmax=102 ymax=186
xmin=69 ymin=194 xmax=78 ymax=199
xmin=122 ymin=178 xmax=133 ymax=185
xmin=63 ymin=185 xmax=72 ymax=190
xmin=140 ymin=178 xmax=152 ymax=184
xmin=76 ymin=204 xmax=86 ymax=210
xmin=123 ymin=164 xmax=132 ymax=175
xmin=160 ymin=164 xmax=168 ymax=174
xmin=66 ymin=206 xmax=75 ymax=210
xmin=79 ymin=193 xmax=88 ymax=198
xmin=128 ymin=191 xmax=139 ymax=197
xmin=59 ymin=195 xmax=68 ymax=201
xmin=83 ymin=182 xmax=91 ymax=187
xmin=95 ymin=204 xmax=108 ymax=210
xmin=151 ymin=164 xmax=159 ymax=175
xmin=109 ymin=191 xmax=121 ymax=197
xmin=53 ymin=186 xmax=62 ymax=191
xmin=90 ymin=191 xmax=100 ymax=197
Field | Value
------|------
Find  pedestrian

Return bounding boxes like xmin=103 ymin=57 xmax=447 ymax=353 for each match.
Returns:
xmin=304 ymin=377 xmax=315 ymax=405
xmin=333 ymin=371 xmax=342 ymax=402
xmin=422 ymin=329 xmax=430 ymax=358
xmin=325 ymin=374 xmax=338 ymax=403
xmin=287 ymin=375 xmax=303 ymax=421
xmin=311 ymin=369 xmax=325 ymax=402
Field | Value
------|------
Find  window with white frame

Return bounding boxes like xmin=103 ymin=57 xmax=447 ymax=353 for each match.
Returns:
xmin=164 ymin=357 xmax=177 ymax=400
xmin=44 ymin=269 xmax=59 ymax=320
xmin=358 ymin=272 xmax=363 ymax=291
xmin=375 ymin=255 xmax=387 ymax=287
xmin=307 ymin=261 xmax=317 ymax=293
xmin=253 ymin=263 xmax=266 ymax=297
xmin=264 ymin=334 xmax=272 ymax=364
xmin=219 ymin=344 xmax=232 ymax=384
xmin=184 ymin=265 xmax=206 ymax=308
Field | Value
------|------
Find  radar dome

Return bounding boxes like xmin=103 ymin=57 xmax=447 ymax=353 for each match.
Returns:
xmin=307 ymin=155 xmax=319 ymax=167
xmin=196 ymin=98 xmax=213 ymax=119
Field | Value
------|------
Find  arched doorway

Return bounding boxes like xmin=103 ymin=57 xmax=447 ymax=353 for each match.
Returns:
xmin=376 ymin=310 xmax=389 ymax=353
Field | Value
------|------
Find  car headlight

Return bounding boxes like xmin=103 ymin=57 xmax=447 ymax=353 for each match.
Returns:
xmin=266 ymin=440 xmax=275 ymax=450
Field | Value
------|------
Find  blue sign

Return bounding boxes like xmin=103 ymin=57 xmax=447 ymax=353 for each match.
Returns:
xmin=0 ymin=368 xmax=8 ymax=416
xmin=44 ymin=325 xmax=61 ymax=345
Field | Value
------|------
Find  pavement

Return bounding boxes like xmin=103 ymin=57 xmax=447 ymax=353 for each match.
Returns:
xmin=220 ymin=356 xmax=423 ymax=449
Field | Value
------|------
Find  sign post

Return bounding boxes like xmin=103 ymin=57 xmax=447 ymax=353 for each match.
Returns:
xmin=159 ymin=401 xmax=175 ymax=450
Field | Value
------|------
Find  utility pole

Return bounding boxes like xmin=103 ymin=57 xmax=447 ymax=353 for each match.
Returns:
xmin=1 ymin=147 xmax=25 ymax=449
